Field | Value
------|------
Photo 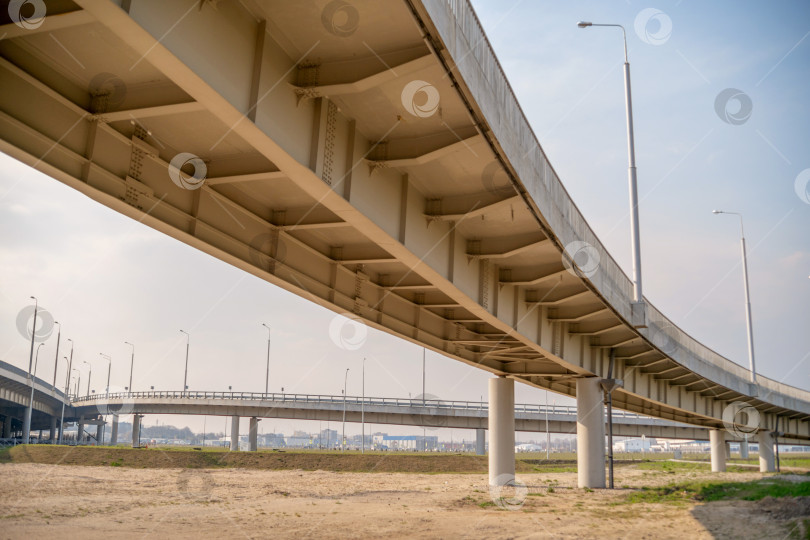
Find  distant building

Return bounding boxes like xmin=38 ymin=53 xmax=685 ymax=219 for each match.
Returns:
xmin=613 ymin=437 xmax=655 ymax=452
xmin=372 ymin=434 xmax=438 ymax=451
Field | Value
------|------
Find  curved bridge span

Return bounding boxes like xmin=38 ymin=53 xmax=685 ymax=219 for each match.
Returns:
xmin=0 ymin=0 xmax=807 ymax=485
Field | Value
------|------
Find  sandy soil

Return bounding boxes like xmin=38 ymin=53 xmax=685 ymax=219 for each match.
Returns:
xmin=1 ymin=462 xmax=807 ymax=539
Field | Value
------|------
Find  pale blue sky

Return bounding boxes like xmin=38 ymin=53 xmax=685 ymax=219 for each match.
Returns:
xmin=0 ymin=1 xmax=808 ymax=437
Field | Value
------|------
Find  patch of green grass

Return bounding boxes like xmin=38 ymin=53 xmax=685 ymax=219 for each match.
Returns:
xmin=625 ymin=478 xmax=810 ymax=505
xmin=635 ymin=460 xmax=753 ymax=474
xmin=478 ymin=501 xmax=496 ymax=508
xmin=109 ymin=460 xmax=123 ymax=467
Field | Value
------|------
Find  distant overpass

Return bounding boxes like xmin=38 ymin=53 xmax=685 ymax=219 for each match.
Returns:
xmin=0 ymin=359 xmax=708 ymax=444
xmin=70 ymin=390 xmax=714 ymax=443
xmin=0 ymin=0 xmax=808 ymax=485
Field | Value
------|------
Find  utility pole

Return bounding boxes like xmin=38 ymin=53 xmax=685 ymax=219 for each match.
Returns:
xmin=262 ymin=323 xmax=271 ymax=394
xmin=22 ymin=296 xmax=38 ymax=443
xmin=51 ymin=321 xmax=61 ymax=390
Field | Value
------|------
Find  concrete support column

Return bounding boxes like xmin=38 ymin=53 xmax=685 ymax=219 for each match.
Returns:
xmin=576 ymin=377 xmax=605 ymax=488
xmin=230 ymin=415 xmax=240 ymax=451
xmin=77 ymin=416 xmax=85 ymax=444
xmin=96 ymin=424 xmax=103 ymax=445
xmin=475 ymin=428 xmax=486 ymax=455
xmin=110 ymin=414 xmax=119 ymax=446
xmin=131 ymin=414 xmax=141 ymax=448
xmin=2 ymin=416 xmax=11 ymax=438
xmin=488 ymin=377 xmax=515 ymax=486
xmin=249 ymin=417 xmax=259 ymax=452
xmin=49 ymin=416 xmax=57 ymax=441
xmin=709 ymin=429 xmax=726 ymax=472
xmin=740 ymin=438 xmax=749 ymax=459
xmin=725 ymin=441 xmax=731 ymax=460
xmin=758 ymin=431 xmax=776 ymax=472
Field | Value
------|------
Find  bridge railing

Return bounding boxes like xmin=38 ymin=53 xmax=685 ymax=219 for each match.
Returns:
xmin=69 ymin=391 xmax=651 ymax=419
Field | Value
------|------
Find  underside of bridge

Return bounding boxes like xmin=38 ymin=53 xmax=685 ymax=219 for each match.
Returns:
xmin=1 ymin=0 xmax=808 ymax=486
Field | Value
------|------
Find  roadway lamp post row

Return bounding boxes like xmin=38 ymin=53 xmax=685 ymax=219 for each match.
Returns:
xmin=577 ymin=21 xmax=758 ymax=383
xmin=577 ymin=21 xmax=646 ymax=327
xmin=713 ymin=210 xmax=757 ymax=383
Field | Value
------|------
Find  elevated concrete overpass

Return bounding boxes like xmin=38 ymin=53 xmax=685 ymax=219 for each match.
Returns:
xmin=0 ymin=359 xmax=72 ymax=438
xmin=0 ymin=360 xmax=104 ymax=442
xmin=0 ymin=0 xmax=808 ymax=486
xmin=71 ymin=390 xmax=716 ymax=449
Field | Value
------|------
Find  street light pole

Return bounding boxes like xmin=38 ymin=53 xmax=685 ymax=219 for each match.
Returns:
xmin=342 ymin=368 xmax=349 ymax=452
xmin=577 ymin=21 xmax=646 ymax=326
xmin=180 ymin=330 xmax=190 ymax=395
xmin=100 ymin=353 xmax=111 ymax=394
xmin=51 ymin=321 xmax=61 ymax=390
xmin=262 ymin=323 xmax=271 ymax=394
xmin=58 ymin=338 xmax=73 ymax=444
xmin=713 ymin=210 xmax=757 ymax=384
xmin=125 ymin=342 xmax=134 ymax=392
xmin=82 ymin=361 xmax=92 ymax=397
xmin=361 ymin=358 xmax=365 ymax=454
xmin=23 ymin=296 xmax=38 ymax=443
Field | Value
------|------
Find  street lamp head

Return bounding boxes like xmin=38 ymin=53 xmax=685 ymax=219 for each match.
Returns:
xmin=712 ymin=209 xmax=723 ymax=214
xmin=577 ymin=21 xmax=592 ymax=28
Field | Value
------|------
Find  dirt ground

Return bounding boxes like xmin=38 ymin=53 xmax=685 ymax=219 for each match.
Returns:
xmin=1 ymin=459 xmax=808 ymax=539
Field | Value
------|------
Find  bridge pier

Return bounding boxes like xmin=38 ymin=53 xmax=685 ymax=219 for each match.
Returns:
xmin=49 ymin=417 xmax=57 ymax=442
xmin=78 ymin=416 xmax=85 ymax=444
xmin=96 ymin=424 xmax=103 ymax=445
xmin=475 ymin=428 xmax=485 ymax=455
xmin=2 ymin=415 xmax=11 ymax=438
xmin=740 ymin=437 xmax=749 ymax=459
xmin=111 ymin=415 xmax=119 ymax=446
xmin=725 ymin=441 xmax=731 ymax=460
xmin=758 ymin=431 xmax=776 ymax=472
xmin=230 ymin=416 xmax=240 ymax=451
xmin=709 ymin=429 xmax=726 ymax=472
xmin=488 ymin=377 xmax=515 ymax=486
xmin=249 ymin=417 xmax=259 ymax=451
xmin=131 ymin=414 xmax=142 ymax=448
xmin=576 ymin=378 xmax=605 ymax=488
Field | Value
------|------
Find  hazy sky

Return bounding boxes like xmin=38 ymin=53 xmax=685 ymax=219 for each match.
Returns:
xmin=1 ymin=1 xmax=808 ymax=439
